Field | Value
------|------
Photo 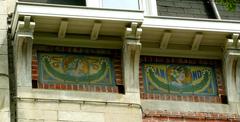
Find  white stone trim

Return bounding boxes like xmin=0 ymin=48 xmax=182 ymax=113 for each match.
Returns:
xmin=86 ymin=0 xmax=102 ymax=8
xmin=141 ymin=0 xmax=158 ymax=16
xmin=143 ymin=16 xmax=240 ymax=33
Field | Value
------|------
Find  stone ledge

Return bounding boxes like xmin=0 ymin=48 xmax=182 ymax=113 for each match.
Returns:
xmin=141 ymin=100 xmax=232 ymax=114
xmin=17 ymin=87 xmax=141 ymax=104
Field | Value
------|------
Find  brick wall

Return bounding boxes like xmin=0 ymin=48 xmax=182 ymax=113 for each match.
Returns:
xmin=32 ymin=45 xmax=123 ymax=93
xmin=139 ymin=56 xmax=226 ymax=104
xmin=216 ymin=3 xmax=240 ymax=20
xmin=143 ymin=110 xmax=240 ymax=122
xmin=156 ymin=0 xmax=215 ymax=19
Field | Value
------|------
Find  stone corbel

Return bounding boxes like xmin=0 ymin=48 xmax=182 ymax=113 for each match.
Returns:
xmin=225 ymin=33 xmax=240 ymax=49
xmin=123 ymin=22 xmax=142 ymax=93
xmin=224 ymin=32 xmax=240 ymax=104
xmin=224 ymin=33 xmax=240 ymax=102
xmin=13 ymin=16 xmax=35 ymax=87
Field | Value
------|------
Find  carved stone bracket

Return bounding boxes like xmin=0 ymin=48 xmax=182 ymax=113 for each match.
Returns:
xmin=13 ymin=16 xmax=35 ymax=87
xmin=223 ymin=49 xmax=240 ymax=102
xmin=225 ymin=33 xmax=240 ymax=49
xmin=123 ymin=22 xmax=142 ymax=93
xmin=223 ymin=33 xmax=240 ymax=102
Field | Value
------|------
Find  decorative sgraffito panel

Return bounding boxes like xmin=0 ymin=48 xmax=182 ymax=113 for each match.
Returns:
xmin=38 ymin=53 xmax=115 ymax=86
xmin=143 ymin=64 xmax=217 ymax=96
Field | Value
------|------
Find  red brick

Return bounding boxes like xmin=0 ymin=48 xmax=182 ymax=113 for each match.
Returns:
xmin=102 ymin=87 xmax=106 ymax=92
xmin=32 ymin=60 xmax=38 ymax=65
xmin=96 ymin=86 xmax=101 ymax=92
xmin=78 ymin=85 xmax=84 ymax=91
xmin=32 ymin=75 xmax=38 ymax=80
xmin=113 ymin=87 xmax=118 ymax=93
xmin=32 ymin=69 xmax=38 ymax=74
xmin=44 ymin=84 xmax=49 ymax=89
xmin=107 ymin=87 xmax=112 ymax=92
xmin=60 ymin=84 xmax=66 ymax=90
xmin=55 ymin=84 xmax=61 ymax=89
xmin=38 ymin=83 xmax=43 ymax=88
xmin=32 ymin=65 xmax=38 ymax=69
xmin=49 ymin=84 xmax=55 ymax=89
xmin=72 ymin=85 xmax=78 ymax=90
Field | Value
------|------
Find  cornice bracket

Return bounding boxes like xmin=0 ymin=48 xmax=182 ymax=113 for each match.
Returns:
xmin=225 ymin=33 xmax=240 ymax=49
xmin=124 ymin=22 xmax=142 ymax=40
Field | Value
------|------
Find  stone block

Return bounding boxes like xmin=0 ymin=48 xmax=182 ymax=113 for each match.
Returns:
xmin=105 ymin=113 xmax=142 ymax=122
xmin=17 ymin=101 xmax=58 ymax=111
xmin=0 ymin=55 xmax=8 ymax=75
xmin=18 ymin=109 xmax=57 ymax=120
xmin=58 ymin=111 xmax=105 ymax=122
xmin=107 ymin=105 xmax=141 ymax=114
xmin=0 ymin=15 xmax=7 ymax=30
xmin=59 ymin=103 xmax=81 ymax=111
xmin=81 ymin=103 xmax=107 ymax=113
xmin=0 ymin=44 xmax=7 ymax=55
xmin=0 ymin=112 xmax=10 ymax=122
xmin=0 ymin=30 xmax=7 ymax=45
xmin=18 ymin=119 xmax=44 ymax=122
xmin=0 ymin=1 xmax=7 ymax=14
xmin=0 ymin=89 xmax=9 ymax=112
xmin=0 ymin=76 xmax=9 ymax=89
xmin=7 ymin=0 xmax=16 ymax=14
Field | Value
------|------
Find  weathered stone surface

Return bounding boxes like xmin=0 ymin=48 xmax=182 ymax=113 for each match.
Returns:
xmin=0 ymin=15 xmax=7 ymax=30
xmin=58 ymin=111 xmax=105 ymax=122
xmin=18 ymin=119 xmax=44 ymax=122
xmin=0 ymin=89 xmax=10 ymax=112
xmin=0 ymin=55 xmax=8 ymax=75
xmin=0 ymin=30 xmax=7 ymax=45
xmin=17 ymin=101 xmax=58 ymax=111
xmin=7 ymin=0 xmax=16 ymax=14
xmin=0 ymin=112 xmax=10 ymax=122
xmin=0 ymin=44 xmax=7 ymax=55
xmin=142 ymin=100 xmax=233 ymax=113
xmin=18 ymin=109 xmax=57 ymax=120
xmin=0 ymin=1 xmax=7 ymax=14
xmin=59 ymin=103 xmax=81 ymax=111
xmin=0 ymin=77 xmax=9 ymax=89
xmin=105 ymin=113 xmax=142 ymax=122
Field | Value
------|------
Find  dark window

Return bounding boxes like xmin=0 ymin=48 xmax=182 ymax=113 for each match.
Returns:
xmin=19 ymin=0 xmax=86 ymax=6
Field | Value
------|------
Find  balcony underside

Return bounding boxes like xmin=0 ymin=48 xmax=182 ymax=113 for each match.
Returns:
xmin=11 ymin=2 xmax=240 ymax=59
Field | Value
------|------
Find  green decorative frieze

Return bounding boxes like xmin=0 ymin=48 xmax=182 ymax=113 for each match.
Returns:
xmin=142 ymin=64 xmax=217 ymax=96
xmin=38 ymin=53 xmax=115 ymax=86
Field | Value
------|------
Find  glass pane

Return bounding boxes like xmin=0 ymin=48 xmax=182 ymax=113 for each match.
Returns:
xmin=103 ymin=0 xmax=139 ymax=10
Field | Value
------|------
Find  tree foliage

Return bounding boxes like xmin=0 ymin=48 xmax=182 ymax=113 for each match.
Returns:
xmin=216 ymin=0 xmax=240 ymax=11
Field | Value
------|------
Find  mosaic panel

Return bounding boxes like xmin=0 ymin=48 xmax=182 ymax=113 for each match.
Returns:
xmin=38 ymin=53 xmax=115 ymax=86
xmin=143 ymin=64 xmax=217 ymax=96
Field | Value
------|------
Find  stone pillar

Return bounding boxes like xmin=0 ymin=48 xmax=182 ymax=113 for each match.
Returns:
xmin=0 ymin=0 xmax=10 ymax=121
xmin=223 ymin=33 xmax=240 ymax=113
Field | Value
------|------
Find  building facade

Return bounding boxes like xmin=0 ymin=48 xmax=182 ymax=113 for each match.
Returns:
xmin=1 ymin=0 xmax=240 ymax=122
